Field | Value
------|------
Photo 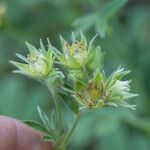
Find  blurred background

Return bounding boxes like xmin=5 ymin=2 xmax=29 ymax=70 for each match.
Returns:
xmin=0 ymin=0 xmax=150 ymax=149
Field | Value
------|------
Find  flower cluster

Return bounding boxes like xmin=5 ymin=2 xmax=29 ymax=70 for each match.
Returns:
xmin=10 ymin=33 xmax=138 ymax=110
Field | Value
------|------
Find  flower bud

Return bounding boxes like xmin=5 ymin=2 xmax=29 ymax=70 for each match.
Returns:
xmin=57 ymin=32 xmax=104 ymax=71
xmin=10 ymin=40 xmax=54 ymax=79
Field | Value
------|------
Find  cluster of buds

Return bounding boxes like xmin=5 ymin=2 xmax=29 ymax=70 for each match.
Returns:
xmin=10 ymin=33 xmax=138 ymax=111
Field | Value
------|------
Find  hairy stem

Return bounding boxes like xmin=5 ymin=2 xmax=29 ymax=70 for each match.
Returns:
xmin=52 ymin=90 xmax=62 ymax=137
xmin=46 ymin=83 xmax=62 ymax=137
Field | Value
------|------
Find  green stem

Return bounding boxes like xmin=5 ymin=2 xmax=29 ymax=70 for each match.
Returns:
xmin=64 ymin=113 xmax=80 ymax=148
xmin=55 ymin=114 xmax=80 ymax=150
xmin=52 ymin=90 xmax=62 ymax=137
xmin=46 ymin=83 xmax=62 ymax=137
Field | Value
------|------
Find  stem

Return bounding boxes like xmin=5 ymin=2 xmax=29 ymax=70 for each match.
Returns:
xmin=55 ymin=114 xmax=80 ymax=150
xmin=64 ymin=113 xmax=80 ymax=147
xmin=46 ymin=83 xmax=62 ymax=137
xmin=52 ymin=90 xmax=62 ymax=137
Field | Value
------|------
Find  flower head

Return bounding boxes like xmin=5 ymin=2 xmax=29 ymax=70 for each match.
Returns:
xmin=10 ymin=40 xmax=54 ymax=79
xmin=72 ymin=68 xmax=138 ymax=110
xmin=57 ymin=32 xmax=104 ymax=71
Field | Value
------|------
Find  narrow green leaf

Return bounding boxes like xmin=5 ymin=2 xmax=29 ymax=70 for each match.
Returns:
xmin=23 ymin=120 xmax=49 ymax=134
xmin=99 ymin=0 xmax=128 ymax=19
xmin=37 ymin=106 xmax=52 ymax=132
xmin=50 ymin=110 xmax=56 ymax=132
xmin=42 ymin=134 xmax=55 ymax=142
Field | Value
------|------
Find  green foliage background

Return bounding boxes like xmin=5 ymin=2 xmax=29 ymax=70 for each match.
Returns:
xmin=0 ymin=0 xmax=150 ymax=149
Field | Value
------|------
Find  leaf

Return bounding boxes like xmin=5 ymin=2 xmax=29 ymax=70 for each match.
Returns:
xmin=50 ymin=109 xmax=56 ymax=132
xmin=73 ymin=13 xmax=96 ymax=33
xmin=96 ymin=0 xmax=127 ymax=37
xmin=42 ymin=134 xmax=55 ymax=142
xmin=37 ymin=106 xmax=51 ymax=131
xmin=23 ymin=120 xmax=49 ymax=134
xmin=99 ymin=0 xmax=128 ymax=19
xmin=73 ymin=0 xmax=127 ymax=37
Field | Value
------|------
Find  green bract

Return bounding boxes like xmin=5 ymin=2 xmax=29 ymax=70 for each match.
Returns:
xmin=10 ymin=40 xmax=54 ymax=79
xmin=57 ymin=32 xmax=104 ymax=71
